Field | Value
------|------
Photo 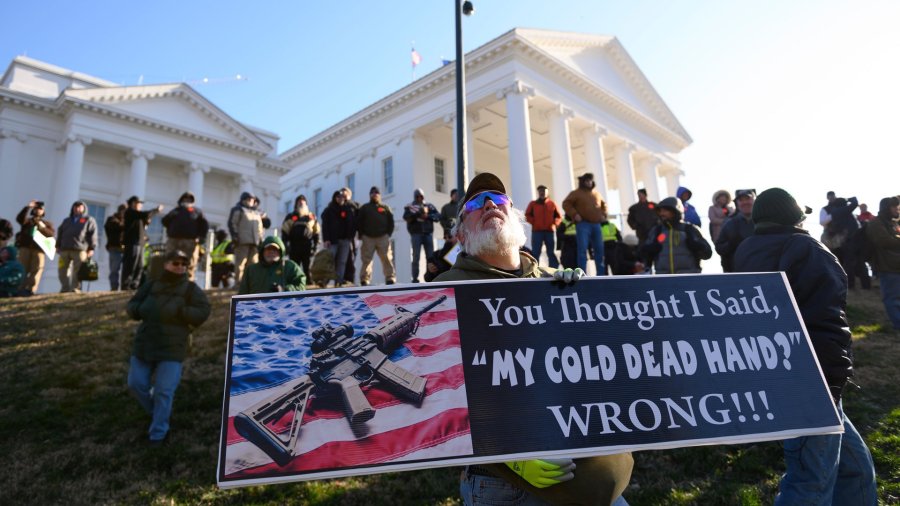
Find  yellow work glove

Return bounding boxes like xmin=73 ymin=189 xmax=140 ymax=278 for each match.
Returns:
xmin=552 ymin=267 xmax=585 ymax=284
xmin=505 ymin=458 xmax=576 ymax=488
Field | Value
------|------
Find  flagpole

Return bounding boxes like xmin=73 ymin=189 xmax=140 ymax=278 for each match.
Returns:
xmin=454 ymin=1 xmax=475 ymax=195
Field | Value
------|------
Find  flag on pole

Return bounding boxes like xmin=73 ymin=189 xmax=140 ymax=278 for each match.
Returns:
xmin=411 ymin=47 xmax=422 ymax=67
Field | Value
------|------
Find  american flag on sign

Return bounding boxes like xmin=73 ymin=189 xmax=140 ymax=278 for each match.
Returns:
xmin=221 ymin=288 xmax=471 ymax=478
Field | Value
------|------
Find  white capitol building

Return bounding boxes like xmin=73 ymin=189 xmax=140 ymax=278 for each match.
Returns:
xmin=0 ymin=28 xmax=691 ymax=290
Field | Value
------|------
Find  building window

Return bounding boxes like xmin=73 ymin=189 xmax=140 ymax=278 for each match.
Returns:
xmin=434 ymin=157 xmax=445 ymax=193
xmin=382 ymin=157 xmax=394 ymax=194
xmin=345 ymin=173 xmax=355 ymax=199
xmin=86 ymin=202 xmax=107 ymax=246
xmin=313 ymin=188 xmax=322 ymax=216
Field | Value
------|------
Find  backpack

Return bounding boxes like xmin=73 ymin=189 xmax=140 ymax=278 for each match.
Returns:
xmin=309 ymin=248 xmax=336 ymax=287
xmin=78 ymin=258 xmax=99 ymax=281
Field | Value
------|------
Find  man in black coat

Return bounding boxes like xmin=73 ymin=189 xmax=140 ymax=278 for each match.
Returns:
xmin=161 ymin=191 xmax=209 ymax=281
xmin=714 ymin=189 xmax=756 ymax=272
xmin=733 ymin=188 xmax=876 ymax=505
xmin=122 ymin=196 xmax=163 ymax=290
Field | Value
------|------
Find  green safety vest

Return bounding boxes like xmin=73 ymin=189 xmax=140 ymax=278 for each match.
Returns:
xmin=601 ymin=222 xmax=619 ymax=243
xmin=211 ymin=240 xmax=234 ymax=264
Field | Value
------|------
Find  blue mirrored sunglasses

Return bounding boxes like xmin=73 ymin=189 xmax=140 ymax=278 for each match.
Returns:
xmin=463 ymin=191 xmax=512 ymax=213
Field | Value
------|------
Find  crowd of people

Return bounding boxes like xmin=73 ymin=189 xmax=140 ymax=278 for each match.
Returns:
xmin=0 ymin=172 xmax=897 ymax=505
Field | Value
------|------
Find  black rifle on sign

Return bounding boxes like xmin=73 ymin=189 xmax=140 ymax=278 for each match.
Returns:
xmin=234 ymin=294 xmax=447 ymax=466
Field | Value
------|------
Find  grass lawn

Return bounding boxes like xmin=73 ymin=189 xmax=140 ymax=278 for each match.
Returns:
xmin=0 ymin=283 xmax=897 ymax=505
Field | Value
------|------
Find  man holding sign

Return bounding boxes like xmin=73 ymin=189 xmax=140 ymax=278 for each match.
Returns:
xmin=735 ymin=188 xmax=876 ymax=505
xmin=436 ymin=173 xmax=632 ymax=506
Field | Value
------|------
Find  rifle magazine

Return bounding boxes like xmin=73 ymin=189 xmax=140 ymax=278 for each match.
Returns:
xmin=376 ymin=359 xmax=427 ymax=404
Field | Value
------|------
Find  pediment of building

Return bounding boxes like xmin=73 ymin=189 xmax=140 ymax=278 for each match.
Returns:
xmin=63 ymin=84 xmax=272 ymax=155
xmin=514 ymin=29 xmax=690 ymax=143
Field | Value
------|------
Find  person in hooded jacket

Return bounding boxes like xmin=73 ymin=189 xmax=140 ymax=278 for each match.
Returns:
xmin=867 ymin=195 xmax=900 ymax=329
xmin=56 ymin=200 xmax=98 ymax=292
xmin=162 ymin=191 xmax=209 ymax=281
xmin=707 ymin=189 xmax=734 ymax=242
xmin=641 ymin=197 xmax=711 ymax=274
xmin=281 ymin=194 xmax=319 ymax=278
xmin=15 ymin=200 xmax=54 ymax=295
xmin=0 ymin=245 xmax=25 ymax=297
xmin=676 ymin=186 xmax=701 ymax=227
xmin=733 ymin=188 xmax=877 ymax=505
xmin=238 ymin=236 xmax=306 ymax=294
xmin=126 ymin=249 xmax=211 ymax=445
xmin=228 ymin=192 xmax=270 ymax=285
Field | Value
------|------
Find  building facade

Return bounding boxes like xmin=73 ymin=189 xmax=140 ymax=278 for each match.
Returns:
xmin=0 ymin=57 xmax=286 ymax=292
xmin=280 ymin=28 xmax=692 ymax=282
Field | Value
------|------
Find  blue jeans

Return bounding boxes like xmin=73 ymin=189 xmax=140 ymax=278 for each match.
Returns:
xmin=774 ymin=403 xmax=877 ymax=506
xmin=531 ymin=230 xmax=559 ymax=268
xmin=575 ymin=221 xmax=605 ymax=275
xmin=410 ymin=233 xmax=434 ymax=281
xmin=329 ymin=239 xmax=352 ymax=284
xmin=879 ymin=271 xmax=900 ymax=329
xmin=127 ymin=356 xmax=183 ymax=441
xmin=460 ymin=467 xmax=629 ymax=505
xmin=108 ymin=250 xmax=123 ymax=290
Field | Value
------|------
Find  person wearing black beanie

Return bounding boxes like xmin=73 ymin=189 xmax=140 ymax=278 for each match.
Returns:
xmin=733 ymin=188 xmax=877 ymax=504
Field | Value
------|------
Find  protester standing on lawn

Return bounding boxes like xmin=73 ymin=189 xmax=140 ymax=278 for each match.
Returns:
xmin=162 ymin=191 xmax=209 ymax=281
xmin=0 ymin=245 xmax=25 ymax=297
xmin=866 ymin=195 xmax=900 ymax=330
xmin=56 ymin=200 xmax=97 ymax=293
xmin=126 ymin=249 xmax=210 ymax=446
xmin=734 ymin=187 xmax=877 ymax=505
xmin=15 ymin=200 xmax=54 ymax=295
xmin=436 ymin=172 xmax=632 ymax=506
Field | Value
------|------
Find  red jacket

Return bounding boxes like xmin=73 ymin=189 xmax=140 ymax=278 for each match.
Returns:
xmin=525 ymin=198 xmax=562 ymax=232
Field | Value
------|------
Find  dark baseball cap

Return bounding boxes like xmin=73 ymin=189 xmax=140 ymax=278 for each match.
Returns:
xmin=460 ymin=173 xmax=507 ymax=211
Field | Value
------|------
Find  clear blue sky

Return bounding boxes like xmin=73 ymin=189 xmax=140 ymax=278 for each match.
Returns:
xmin=3 ymin=0 xmax=898 ymax=236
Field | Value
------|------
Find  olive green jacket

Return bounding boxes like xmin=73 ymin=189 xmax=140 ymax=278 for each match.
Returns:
xmin=435 ymin=250 xmax=634 ymax=506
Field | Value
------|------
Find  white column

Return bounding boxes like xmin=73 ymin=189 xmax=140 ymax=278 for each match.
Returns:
xmin=501 ymin=81 xmax=537 ymax=208
xmin=127 ymin=149 xmax=154 ymax=198
xmin=663 ymin=166 xmax=682 ymax=198
xmin=546 ymin=104 xmax=575 ymax=204
xmin=614 ymin=142 xmax=638 ymax=218
xmin=0 ymin=129 xmax=27 ymax=216
xmin=466 ymin=110 xmax=477 ymax=185
xmin=642 ymin=156 xmax=662 ymax=202
xmin=239 ymin=175 xmax=254 ymax=196
xmin=581 ymin=125 xmax=610 ymax=201
xmin=186 ymin=163 xmax=209 ymax=207
xmin=55 ymin=134 xmax=92 ymax=213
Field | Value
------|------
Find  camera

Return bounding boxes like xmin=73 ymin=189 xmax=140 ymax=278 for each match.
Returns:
xmin=35 ymin=201 xmax=45 ymax=208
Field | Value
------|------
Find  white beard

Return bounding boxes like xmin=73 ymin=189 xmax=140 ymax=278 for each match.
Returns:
xmin=463 ymin=207 xmax=527 ymax=257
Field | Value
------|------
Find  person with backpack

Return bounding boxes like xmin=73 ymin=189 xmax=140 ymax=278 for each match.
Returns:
xmin=866 ymin=195 xmax=900 ymax=330
xmin=126 ymin=249 xmax=210 ymax=446
xmin=641 ymin=197 xmax=712 ymax=274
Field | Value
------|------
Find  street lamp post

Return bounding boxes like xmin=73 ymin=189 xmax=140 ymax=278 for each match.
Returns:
xmin=455 ymin=1 xmax=474 ymax=195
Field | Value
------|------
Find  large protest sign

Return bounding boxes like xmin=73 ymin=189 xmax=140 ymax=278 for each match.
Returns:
xmin=217 ymin=273 xmax=841 ymax=489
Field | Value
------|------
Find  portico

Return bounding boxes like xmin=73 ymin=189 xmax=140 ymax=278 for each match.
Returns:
xmin=281 ymin=28 xmax=691 ymax=282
